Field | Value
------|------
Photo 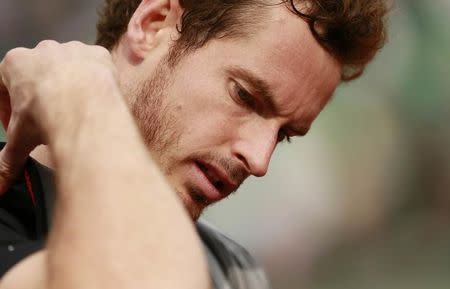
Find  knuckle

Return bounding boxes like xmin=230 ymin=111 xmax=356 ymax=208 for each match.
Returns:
xmin=92 ymin=46 xmax=113 ymax=66
xmin=99 ymin=50 xmax=113 ymax=64
xmin=36 ymin=40 xmax=58 ymax=49
xmin=94 ymin=45 xmax=110 ymax=57
xmin=3 ymin=48 xmax=29 ymax=65
xmin=66 ymin=40 xmax=84 ymax=48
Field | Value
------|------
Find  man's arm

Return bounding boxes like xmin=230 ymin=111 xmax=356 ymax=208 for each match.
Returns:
xmin=0 ymin=41 xmax=210 ymax=289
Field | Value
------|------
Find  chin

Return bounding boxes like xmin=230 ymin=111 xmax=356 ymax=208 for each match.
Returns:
xmin=175 ymin=190 xmax=204 ymax=221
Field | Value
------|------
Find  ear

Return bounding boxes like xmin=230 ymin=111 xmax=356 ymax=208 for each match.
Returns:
xmin=126 ymin=0 xmax=182 ymax=59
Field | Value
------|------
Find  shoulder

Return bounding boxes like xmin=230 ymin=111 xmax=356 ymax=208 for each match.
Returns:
xmin=196 ymin=221 xmax=271 ymax=289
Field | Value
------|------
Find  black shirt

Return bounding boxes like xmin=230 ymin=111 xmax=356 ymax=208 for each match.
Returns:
xmin=0 ymin=156 xmax=47 ymax=275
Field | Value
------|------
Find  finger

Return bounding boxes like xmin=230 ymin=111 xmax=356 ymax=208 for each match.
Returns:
xmin=0 ymin=47 xmax=32 ymax=90
xmin=0 ymin=114 xmax=38 ymax=194
xmin=35 ymin=39 xmax=59 ymax=49
xmin=0 ymin=141 xmax=32 ymax=195
xmin=0 ymin=48 xmax=31 ymax=131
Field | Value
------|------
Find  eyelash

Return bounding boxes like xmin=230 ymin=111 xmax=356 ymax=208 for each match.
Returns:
xmin=231 ymin=80 xmax=292 ymax=144
xmin=232 ymin=81 xmax=256 ymax=109
xmin=277 ymin=129 xmax=292 ymax=143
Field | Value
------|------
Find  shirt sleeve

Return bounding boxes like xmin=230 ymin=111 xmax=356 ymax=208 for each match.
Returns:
xmin=0 ymin=222 xmax=44 ymax=278
xmin=197 ymin=221 xmax=272 ymax=289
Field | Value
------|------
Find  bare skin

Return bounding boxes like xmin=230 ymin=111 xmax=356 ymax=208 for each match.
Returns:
xmin=0 ymin=0 xmax=342 ymax=288
xmin=0 ymin=41 xmax=210 ymax=289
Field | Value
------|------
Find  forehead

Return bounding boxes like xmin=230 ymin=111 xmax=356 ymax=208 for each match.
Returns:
xmin=207 ymin=4 xmax=342 ymax=125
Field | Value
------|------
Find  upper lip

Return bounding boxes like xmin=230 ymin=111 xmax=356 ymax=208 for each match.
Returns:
xmin=196 ymin=160 xmax=239 ymax=198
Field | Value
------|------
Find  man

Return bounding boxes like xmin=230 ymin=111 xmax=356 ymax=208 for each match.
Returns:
xmin=0 ymin=0 xmax=388 ymax=288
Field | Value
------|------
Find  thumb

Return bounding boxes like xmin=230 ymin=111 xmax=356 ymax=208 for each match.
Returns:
xmin=0 ymin=142 xmax=29 ymax=195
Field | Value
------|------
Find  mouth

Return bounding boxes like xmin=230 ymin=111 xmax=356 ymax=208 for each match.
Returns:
xmin=190 ymin=160 xmax=237 ymax=204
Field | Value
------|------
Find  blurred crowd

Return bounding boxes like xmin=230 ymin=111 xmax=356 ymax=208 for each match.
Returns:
xmin=1 ymin=1 xmax=449 ymax=288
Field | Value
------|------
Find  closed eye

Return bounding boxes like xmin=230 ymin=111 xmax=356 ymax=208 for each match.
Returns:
xmin=230 ymin=80 xmax=257 ymax=110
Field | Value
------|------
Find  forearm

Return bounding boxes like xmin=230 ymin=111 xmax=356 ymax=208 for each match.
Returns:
xmin=0 ymin=41 xmax=209 ymax=288
xmin=45 ymin=84 xmax=209 ymax=289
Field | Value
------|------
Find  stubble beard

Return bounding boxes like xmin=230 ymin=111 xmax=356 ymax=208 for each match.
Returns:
xmin=128 ymin=56 xmax=247 ymax=220
xmin=130 ymin=58 xmax=178 ymax=163
xmin=129 ymin=57 xmax=205 ymax=219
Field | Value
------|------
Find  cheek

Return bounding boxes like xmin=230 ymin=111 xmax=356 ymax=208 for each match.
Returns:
xmin=170 ymin=84 xmax=240 ymax=151
xmin=179 ymin=99 xmax=238 ymax=149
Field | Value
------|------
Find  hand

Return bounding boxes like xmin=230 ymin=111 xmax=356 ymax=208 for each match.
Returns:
xmin=0 ymin=40 xmax=118 ymax=194
xmin=0 ymin=47 xmax=40 ymax=194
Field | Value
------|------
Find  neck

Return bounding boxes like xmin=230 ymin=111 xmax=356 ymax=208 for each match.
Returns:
xmin=30 ymin=145 xmax=55 ymax=169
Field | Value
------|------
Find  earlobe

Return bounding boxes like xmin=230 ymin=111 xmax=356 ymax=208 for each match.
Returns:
xmin=125 ymin=0 xmax=182 ymax=59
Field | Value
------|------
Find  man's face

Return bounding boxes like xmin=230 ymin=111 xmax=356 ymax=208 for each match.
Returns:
xmin=117 ymin=5 xmax=342 ymax=220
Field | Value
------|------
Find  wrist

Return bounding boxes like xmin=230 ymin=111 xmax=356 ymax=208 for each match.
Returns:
xmin=49 ymin=96 xmax=143 ymax=172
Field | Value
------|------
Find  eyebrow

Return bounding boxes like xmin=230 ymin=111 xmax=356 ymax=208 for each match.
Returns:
xmin=224 ymin=65 xmax=310 ymax=137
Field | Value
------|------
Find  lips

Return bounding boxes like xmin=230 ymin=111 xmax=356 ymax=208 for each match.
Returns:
xmin=197 ymin=162 xmax=225 ymax=189
xmin=194 ymin=160 xmax=238 ymax=203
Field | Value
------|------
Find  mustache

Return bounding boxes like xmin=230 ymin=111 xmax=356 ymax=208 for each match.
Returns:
xmin=190 ymin=152 xmax=248 ymax=187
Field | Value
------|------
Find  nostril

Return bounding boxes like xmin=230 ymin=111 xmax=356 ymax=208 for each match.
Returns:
xmin=235 ymin=153 xmax=250 ymax=171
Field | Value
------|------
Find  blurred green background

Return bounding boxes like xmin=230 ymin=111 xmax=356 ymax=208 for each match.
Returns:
xmin=1 ymin=1 xmax=449 ymax=288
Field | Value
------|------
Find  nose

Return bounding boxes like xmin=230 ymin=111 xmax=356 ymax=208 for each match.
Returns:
xmin=231 ymin=120 xmax=278 ymax=177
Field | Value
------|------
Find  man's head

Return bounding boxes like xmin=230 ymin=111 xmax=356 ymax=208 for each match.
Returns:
xmin=95 ymin=0 xmax=388 ymax=219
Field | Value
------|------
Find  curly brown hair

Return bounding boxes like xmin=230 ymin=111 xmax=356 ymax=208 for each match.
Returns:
xmin=96 ymin=0 xmax=389 ymax=81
